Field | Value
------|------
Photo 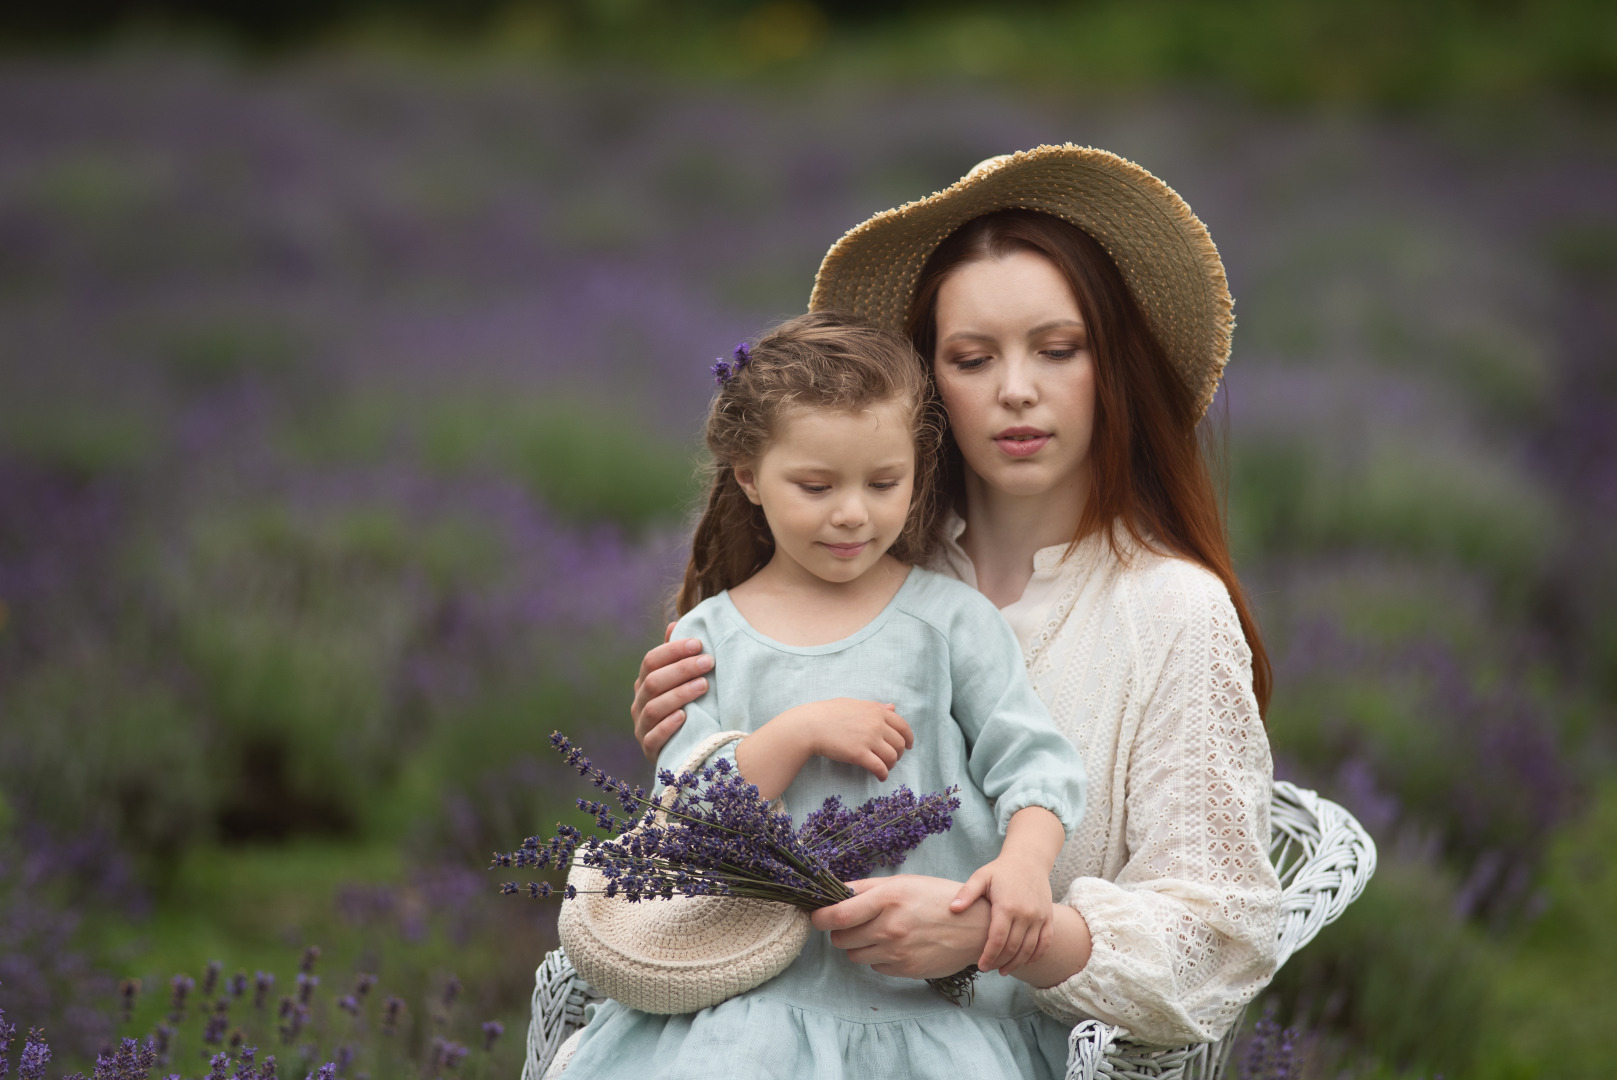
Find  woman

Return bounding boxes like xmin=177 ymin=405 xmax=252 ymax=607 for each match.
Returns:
xmin=631 ymin=145 xmax=1282 ymax=1050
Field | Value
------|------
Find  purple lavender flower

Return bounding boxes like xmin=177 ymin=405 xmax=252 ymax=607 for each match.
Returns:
xmin=710 ymin=359 xmax=733 ymax=385
xmin=203 ymin=962 xmax=222 ymax=998
xmin=1 ymin=1005 xmax=16 ymax=1077
xmin=296 ymin=974 xmax=318 ymax=1006
xmin=118 ymin=979 xmax=142 ymax=1024
xmin=440 ymin=976 xmax=460 ymax=1012
xmin=379 ymin=997 xmax=404 ymax=1036
xmin=168 ymin=976 xmax=195 ymax=1023
xmin=335 ymin=1045 xmax=354 ymax=1075
xmin=18 ymin=1027 xmax=49 ymax=1080
xmin=253 ymin=973 xmax=274 ymax=1011
xmin=229 ymin=974 xmax=248 ymax=1000
xmin=480 ymin=1021 xmax=503 ymax=1052
xmin=298 ymin=948 xmax=320 ymax=975
xmin=205 ymin=1052 xmax=232 ymax=1080
xmin=305 ymin=1065 xmax=335 ymax=1080
xmin=231 ymin=1047 xmax=257 ymax=1080
xmin=254 ymin=1055 xmax=277 ymax=1080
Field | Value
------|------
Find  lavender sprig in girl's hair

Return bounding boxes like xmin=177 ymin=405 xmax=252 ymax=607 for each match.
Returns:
xmin=709 ymin=342 xmax=752 ymax=385
xmin=494 ymin=732 xmax=977 ymax=1002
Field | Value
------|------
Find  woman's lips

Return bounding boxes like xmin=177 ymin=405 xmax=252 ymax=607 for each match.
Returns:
xmin=822 ymin=541 xmax=870 ymax=558
xmin=994 ymin=429 xmax=1051 ymax=458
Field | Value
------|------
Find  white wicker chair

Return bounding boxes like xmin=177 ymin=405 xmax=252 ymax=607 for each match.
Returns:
xmin=521 ymin=780 xmax=1376 ymax=1080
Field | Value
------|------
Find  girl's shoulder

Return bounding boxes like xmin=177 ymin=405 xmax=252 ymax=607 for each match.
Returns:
xmin=669 ymin=592 xmax=747 ymax=647
xmin=892 ymin=565 xmax=1009 ymax=633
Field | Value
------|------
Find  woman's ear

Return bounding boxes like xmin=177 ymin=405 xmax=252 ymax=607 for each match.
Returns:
xmin=733 ymin=465 xmax=763 ymax=505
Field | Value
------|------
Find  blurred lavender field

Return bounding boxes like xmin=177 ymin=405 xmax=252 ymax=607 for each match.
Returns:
xmin=1 ymin=50 xmax=1615 ymax=1078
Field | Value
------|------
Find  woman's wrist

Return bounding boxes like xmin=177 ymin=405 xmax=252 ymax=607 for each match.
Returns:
xmin=1012 ymin=902 xmax=1092 ymax=990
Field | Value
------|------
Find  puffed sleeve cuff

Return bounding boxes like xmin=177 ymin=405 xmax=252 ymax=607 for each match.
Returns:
xmin=1027 ymin=875 xmax=1281 ymax=1047
xmin=994 ymin=788 xmax=1082 ymax=837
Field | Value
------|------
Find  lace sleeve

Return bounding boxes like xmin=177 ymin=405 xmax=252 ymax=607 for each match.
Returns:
xmin=1027 ymin=565 xmax=1282 ymax=1045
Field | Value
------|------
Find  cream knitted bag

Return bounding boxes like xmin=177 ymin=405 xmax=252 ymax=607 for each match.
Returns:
xmin=555 ymin=730 xmax=813 ymax=1015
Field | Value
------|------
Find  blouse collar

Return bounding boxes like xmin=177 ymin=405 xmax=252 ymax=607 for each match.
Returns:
xmin=940 ymin=511 xmax=1113 ymax=588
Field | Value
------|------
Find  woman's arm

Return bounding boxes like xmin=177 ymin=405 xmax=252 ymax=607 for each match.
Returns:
xmin=810 ymin=874 xmax=1093 ymax=985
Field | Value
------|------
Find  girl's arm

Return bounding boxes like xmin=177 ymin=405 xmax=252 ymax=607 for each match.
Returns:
xmin=947 ymin=805 xmax=1067 ymax=974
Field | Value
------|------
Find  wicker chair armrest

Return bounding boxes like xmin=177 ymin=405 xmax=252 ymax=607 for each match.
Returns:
xmin=522 ymin=948 xmax=605 ymax=1080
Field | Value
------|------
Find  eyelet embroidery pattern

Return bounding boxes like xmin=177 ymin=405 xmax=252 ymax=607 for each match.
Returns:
xmin=1012 ymin=539 xmax=1283 ymax=1046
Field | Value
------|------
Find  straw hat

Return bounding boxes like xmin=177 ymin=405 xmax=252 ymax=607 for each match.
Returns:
xmin=556 ymin=731 xmax=811 ymax=1015
xmin=810 ymin=144 xmax=1234 ymax=416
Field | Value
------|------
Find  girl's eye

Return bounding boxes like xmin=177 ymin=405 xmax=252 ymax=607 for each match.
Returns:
xmin=870 ymin=480 xmax=901 ymax=491
xmin=798 ymin=483 xmax=830 ymax=494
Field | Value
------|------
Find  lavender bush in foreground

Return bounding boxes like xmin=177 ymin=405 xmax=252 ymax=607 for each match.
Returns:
xmin=495 ymin=732 xmax=974 ymax=1001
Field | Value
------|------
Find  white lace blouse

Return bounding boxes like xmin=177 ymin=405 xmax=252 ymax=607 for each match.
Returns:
xmin=936 ymin=519 xmax=1283 ymax=1046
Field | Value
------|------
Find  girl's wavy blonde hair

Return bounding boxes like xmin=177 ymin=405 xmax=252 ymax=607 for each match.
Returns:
xmin=677 ymin=312 xmax=944 ymax=616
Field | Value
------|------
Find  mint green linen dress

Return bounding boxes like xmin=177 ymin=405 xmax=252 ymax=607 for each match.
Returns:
xmin=562 ymin=567 xmax=1089 ymax=1079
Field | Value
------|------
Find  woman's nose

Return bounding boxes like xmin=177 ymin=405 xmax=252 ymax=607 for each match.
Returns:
xmin=998 ymin=353 xmax=1038 ymax=409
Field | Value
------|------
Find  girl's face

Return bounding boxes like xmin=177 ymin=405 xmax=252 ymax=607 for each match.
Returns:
xmin=931 ymin=249 xmax=1096 ymax=502
xmin=734 ymin=400 xmax=915 ymax=586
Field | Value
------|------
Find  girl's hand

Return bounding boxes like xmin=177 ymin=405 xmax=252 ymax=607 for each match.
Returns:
xmin=949 ymin=855 xmax=1054 ymax=975
xmin=812 ymin=875 xmax=990 ymax=980
xmin=786 ymin=698 xmax=914 ymax=781
xmin=631 ymin=624 xmax=714 ymax=761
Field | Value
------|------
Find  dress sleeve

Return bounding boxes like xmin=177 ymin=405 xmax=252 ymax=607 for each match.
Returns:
xmin=948 ymin=591 xmax=1088 ymax=836
xmin=652 ymin=609 xmax=736 ymax=780
xmin=1027 ymin=571 xmax=1283 ymax=1046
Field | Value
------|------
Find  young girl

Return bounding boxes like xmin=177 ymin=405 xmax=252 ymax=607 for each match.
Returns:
xmin=556 ymin=312 xmax=1087 ymax=1079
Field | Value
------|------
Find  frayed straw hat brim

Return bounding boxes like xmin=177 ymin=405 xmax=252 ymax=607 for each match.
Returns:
xmin=809 ymin=144 xmax=1233 ymax=416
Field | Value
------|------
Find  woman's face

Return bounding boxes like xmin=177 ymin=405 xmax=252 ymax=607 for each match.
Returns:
xmin=931 ymin=249 xmax=1096 ymax=502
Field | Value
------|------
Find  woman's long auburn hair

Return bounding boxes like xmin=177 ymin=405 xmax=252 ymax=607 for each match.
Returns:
xmin=676 ymin=312 xmax=944 ymax=616
xmin=907 ymin=210 xmax=1272 ymax=717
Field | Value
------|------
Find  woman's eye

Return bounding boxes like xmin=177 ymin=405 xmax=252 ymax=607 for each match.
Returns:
xmin=950 ymin=355 xmax=990 ymax=371
xmin=1044 ymin=346 xmax=1081 ymax=360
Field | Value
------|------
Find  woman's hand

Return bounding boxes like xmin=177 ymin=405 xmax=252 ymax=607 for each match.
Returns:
xmin=810 ymin=875 xmax=989 ymax=980
xmin=631 ymin=625 xmax=714 ymax=761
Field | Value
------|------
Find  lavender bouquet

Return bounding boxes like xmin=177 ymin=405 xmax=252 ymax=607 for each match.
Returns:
xmin=494 ymin=732 xmax=978 ymax=1002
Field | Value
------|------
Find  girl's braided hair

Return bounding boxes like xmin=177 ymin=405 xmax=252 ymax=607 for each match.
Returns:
xmin=677 ymin=311 xmax=944 ymax=615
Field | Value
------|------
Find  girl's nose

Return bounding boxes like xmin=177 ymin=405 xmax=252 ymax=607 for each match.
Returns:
xmin=829 ymin=492 xmax=868 ymax=528
xmin=998 ymin=352 xmax=1039 ymax=409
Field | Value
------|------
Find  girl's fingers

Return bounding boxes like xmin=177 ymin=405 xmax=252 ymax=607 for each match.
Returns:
xmin=859 ymin=751 xmax=890 ymax=780
xmin=885 ymin=711 xmax=916 ymax=748
xmin=949 ymin=870 xmax=989 ymax=912
xmin=1030 ymin=921 xmax=1053 ymax=965
xmin=880 ymin=725 xmax=909 ymax=756
xmin=978 ymin=914 xmax=1010 ymax=972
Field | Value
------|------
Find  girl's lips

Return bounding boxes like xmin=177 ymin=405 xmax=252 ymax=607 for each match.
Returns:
xmin=822 ymin=541 xmax=870 ymax=558
xmin=994 ymin=432 xmax=1051 ymax=458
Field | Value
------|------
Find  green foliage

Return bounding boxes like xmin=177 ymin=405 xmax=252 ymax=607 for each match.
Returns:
xmin=291 ymin=392 xmax=701 ymax=529
xmin=1228 ymin=434 xmax=1556 ymax=592
xmin=1485 ymin=784 xmax=1617 ymax=1078
xmin=1266 ymin=855 xmax=1495 ymax=1078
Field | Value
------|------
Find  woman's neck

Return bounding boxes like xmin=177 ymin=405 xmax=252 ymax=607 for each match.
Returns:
xmin=959 ymin=470 xmax=1088 ymax=608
